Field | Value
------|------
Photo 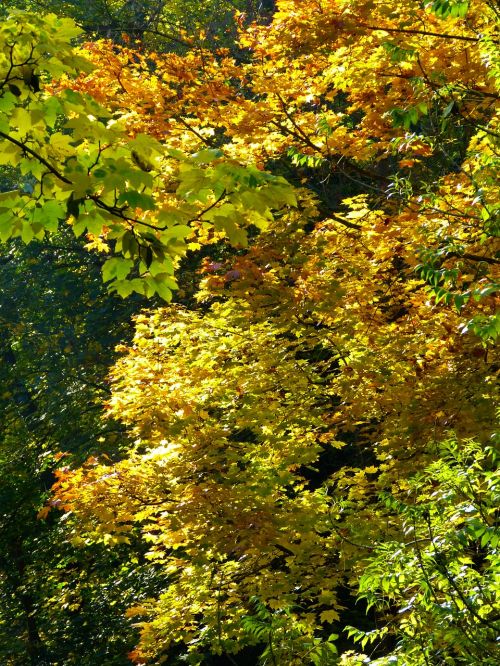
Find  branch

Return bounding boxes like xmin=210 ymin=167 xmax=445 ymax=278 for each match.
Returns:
xmin=189 ymin=189 xmax=227 ymax=224
xmin=360 ymin=23 xmax=490 ymax=44
xmin=330 ymin=213 xmax=362 ymax=231
xmin=174 ymin=115 xmax=215 ymax=147
xmin=0 ymin=131 xmax=72 ymax=185
xmin=452 ymin=252 xmax=500 ymax=265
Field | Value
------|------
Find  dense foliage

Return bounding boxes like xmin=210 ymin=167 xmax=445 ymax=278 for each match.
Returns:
xmin=0 ymin=1 xmax=498 ymax=664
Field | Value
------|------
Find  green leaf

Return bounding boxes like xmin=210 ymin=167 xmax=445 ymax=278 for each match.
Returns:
xmin=21 ymin=221 xmax=34 ymax=243
xmin=42 ymin=97 xmax=63 ymax=128
xmin=0 ymin=91 xmax=17 ymax=114
xmin=111 ymin=279 xmax=134 ymax=298
xmin=160 ymin=225 xmax=192 ymax=242
xmin=151 ymin=274 xmax=178 ymax=290
xmin=0 ymin=141 xmax=22 ymax=166
xmin=33 ymin=200 xmax=65 ymax=232
xmin=431 ymin=0 xmax=469 ymax=18
xmin=443 ymin=101 xmax=455 ymax=118
xmin=49 ymin=132 xmax=74 ymax=156
xmin=154 ymin=280 xmax=173 ymax=302
xmin=11 ymin=108 xmax=32 ymax=136
xmin=117 ymin=191 xmax=156 ymax=211
xmin=102 ymin=257 xmax=134 ymax=283
xmin=191 ymin=148 xmax=224 ymax=164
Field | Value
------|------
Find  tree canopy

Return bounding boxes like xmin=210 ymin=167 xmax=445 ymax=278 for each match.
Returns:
xmin=0 ymin=1 xmax=498 ymax=664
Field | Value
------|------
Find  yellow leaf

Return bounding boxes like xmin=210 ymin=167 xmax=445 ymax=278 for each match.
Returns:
xmin=320 ymin=609 xmax=340 ymax=623
xmin=125 ymin=606 xmax=149 ymax=617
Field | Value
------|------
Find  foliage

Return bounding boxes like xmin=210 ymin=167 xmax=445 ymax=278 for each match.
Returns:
xmin=51 ymin=0 xmax=498 ymax=336
xmin=0 ymin=11 xmax=295 ymax=300
xmin=347 ymin=438 xmax=500 ymax=666
xmin=0 ymin=1 xmax=499 ymax=664
xmin=53 ymin=292 xmax=343 ymax=660
xmin=53 ymin=194 xmax=498 ymax=664
xmin=0 ymin=226 xmax=177 ymax=664
xmin=0 ymin=0 xmax=260 ymax=46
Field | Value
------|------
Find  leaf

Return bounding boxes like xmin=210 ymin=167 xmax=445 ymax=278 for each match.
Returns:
xmin=112 ymin=279 xmax=134 ymax=298
xmin=49 ymin=132 xmax=74 ymax=156
xmin=33 ymin=200 xmax=66 ymax=232
xmin=21 ymin=221 xmax=35 ymax=244
xmin=117 ymin=191 xmax=156 ymax=211
xmin=12 ymin=107 xmax=31 ymax=135
xmin=0 ymin=141 xmax=22 ymax=166
xmin=320 ymin=610 xmax=340 ymax=623
xmin=443 ymin=101 xmax=455 ymax=119
xmin=0 ymin=91 xmax=18 ymax=113
xmin=154 ymin=280 xmax=173 ymax=302
xmin=102 ymin=257 xmax=134 ymax=282
xmin=42 ymin=96 xmax=62 ymax=128
xmin=37 ymin=506 xmax=51 ymax=520
xmin=191 ymin=148 xmax=224 ymax=164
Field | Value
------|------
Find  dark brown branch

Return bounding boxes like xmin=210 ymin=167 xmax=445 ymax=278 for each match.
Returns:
xmin=174 ymin=115 xmax=215 ymax=147
xmin=361 ymin=23 xmax=489 ymax=44
xmin=0 ymin=131 xmax=72 ymax=184
xmin=275 ymin=92 xmax=322 ymax=153
xmin=189 ymin=189 xmax=227 ymax=223
xmin=452 ymin=252 xmax=500 ymax=265
xmin=330 ymin=213 xmax=362 ymax=230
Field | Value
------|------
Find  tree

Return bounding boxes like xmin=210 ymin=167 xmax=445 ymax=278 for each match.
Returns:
xmin=56 ymin=0 xmax=498 ymax=334
xmin=0 ymin=11 xmax=295 ymax=300
xmin=1 ymin=1 xmax=499 ymax=664
xmin=0 ymin=0 xmax=269 ymax=48
xmin=0 ymin=228 xmax=163 ymax=664
xmin=53 ymin=191 xmax=498 ymax=663
xmin=347 ymin=437 xmax=500 ymax=666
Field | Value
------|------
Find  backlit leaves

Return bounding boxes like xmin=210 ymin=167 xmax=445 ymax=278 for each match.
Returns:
xmin=0 ymin=13 xmax=296 ymax=300
xmin=2 ymin=1 xmax=498 ymax=664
